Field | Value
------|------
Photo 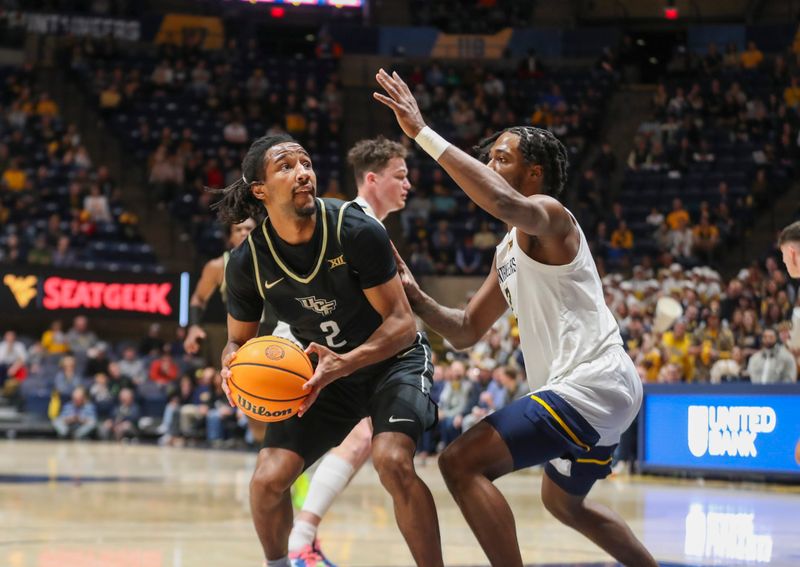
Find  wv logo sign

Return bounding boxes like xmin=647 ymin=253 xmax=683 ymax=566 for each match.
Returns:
xmin=687 ymin=405 xmax=776 ymax=458
xmin=3 ymin=274 xmax=38 ymax=308
xmin=297 ymin=296 xmax=337 ymax=317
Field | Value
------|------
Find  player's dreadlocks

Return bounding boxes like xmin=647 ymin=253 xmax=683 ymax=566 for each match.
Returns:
xmin=473 ymin=126 xmax=569 ymax=199
xmin=213 ymin=134 xmax=295 ymax=224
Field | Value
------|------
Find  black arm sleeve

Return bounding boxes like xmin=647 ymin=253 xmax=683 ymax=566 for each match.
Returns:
xmin=224 ymin=244 xmax=264 ymax=322
xmin=340 ymin=204 xmax=397 ymax=289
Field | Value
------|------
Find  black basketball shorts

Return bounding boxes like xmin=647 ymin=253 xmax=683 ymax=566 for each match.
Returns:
xmin=262 ymin=332 xmax=437 ymax=469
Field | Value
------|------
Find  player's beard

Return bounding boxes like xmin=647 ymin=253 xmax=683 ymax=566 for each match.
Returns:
xmin=295 ymin=202 xmax=316 ymax=217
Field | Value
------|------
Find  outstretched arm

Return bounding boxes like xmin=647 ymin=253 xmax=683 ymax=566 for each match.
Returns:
xmin=395 ymin=247 xmax=508 ymax=350
xmin=374 ymin=69 xmax=567 ymax=238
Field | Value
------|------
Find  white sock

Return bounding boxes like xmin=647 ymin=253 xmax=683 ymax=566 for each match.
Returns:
xmin=266 ymin=558 xmax=289 ymax=567
xmin=302 ymin=453 xmax=355 ymax=518
xmin=288 ymin=519 xmax=317 ymax=552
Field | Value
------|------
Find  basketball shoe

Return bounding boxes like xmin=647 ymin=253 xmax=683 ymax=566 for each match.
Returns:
xmin=288 ymin=540 xmax=337 ymax=567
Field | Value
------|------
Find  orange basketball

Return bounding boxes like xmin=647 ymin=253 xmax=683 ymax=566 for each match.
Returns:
xmin=228 ymin=336 xmax=313 ymax=422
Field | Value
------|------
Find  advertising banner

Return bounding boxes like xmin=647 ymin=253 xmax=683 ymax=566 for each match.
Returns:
xmin=1 ymin=267 xmax=189 ymax=324
xmin=639 ymin=384 xmax=800 ymax=479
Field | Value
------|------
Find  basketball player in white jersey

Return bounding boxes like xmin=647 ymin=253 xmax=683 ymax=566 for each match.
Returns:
xmin=375 ymin=69 xmax=657 ymax=566
xmin=287 ymin=136 xmax=412 ymax=566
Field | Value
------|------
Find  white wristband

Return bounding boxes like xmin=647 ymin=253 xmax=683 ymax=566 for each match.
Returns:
xmin=414 ymin=126 xmax=450 ymax=161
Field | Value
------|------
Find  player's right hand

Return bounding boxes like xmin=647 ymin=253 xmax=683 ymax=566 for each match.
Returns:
xmin=220 ymin=350 xmax=237 ymax=407
xmin=184 ymin=325 xmax=207 ymax=354
xmin=391 ymin=243 xmax=423 ymax=305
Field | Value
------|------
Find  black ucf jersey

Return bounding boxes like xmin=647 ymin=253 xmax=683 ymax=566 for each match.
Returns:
xmin=225 ymin=198 xmax=397 ymax=354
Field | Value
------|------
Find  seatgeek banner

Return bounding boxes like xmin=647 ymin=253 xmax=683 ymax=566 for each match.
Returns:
xmin=1 ymin=267 xmax=189 ymax=323
xmin=640 ymin=385 xmax=800 ymax=478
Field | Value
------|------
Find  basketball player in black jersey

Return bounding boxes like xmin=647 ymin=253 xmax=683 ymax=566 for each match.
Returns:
xmin=216 ymin=134 xmax=442 ymax=567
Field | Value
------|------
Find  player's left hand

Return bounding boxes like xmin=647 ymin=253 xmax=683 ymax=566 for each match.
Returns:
xmin=298 ymin=342 xmax=349 ymax=417
xmin=373 ymin=69 xmax=427 ymax=139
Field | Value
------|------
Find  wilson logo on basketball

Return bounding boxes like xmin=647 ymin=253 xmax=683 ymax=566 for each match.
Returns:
xmin=264 ymin=345 xmax=285 ymax=361
xmin=236 ymin=394 xmax=293 ymax=418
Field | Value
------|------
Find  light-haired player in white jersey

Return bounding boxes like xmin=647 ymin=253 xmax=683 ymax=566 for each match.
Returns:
xmin=375 ymin=69 xmax=657 ymax=567
xmin=287 ymin=136 xmax=412 ymax=566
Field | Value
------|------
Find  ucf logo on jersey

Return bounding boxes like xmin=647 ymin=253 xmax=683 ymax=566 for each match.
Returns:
xmin=297 ymin=296 xmax=337 ymax=316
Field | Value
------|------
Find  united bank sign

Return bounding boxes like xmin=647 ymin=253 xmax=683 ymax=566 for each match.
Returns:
xmin=2 ymin=268 xmax=189 ymax=322
xmin=640 ymin=386 xmax=800 ymax=479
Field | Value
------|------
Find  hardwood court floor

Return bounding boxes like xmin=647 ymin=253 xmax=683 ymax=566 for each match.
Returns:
xmin=1 ymin=441 xmax=798 ymax=567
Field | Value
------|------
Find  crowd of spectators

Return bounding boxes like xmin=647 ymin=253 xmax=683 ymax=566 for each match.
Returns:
xmin=2 ymin=243 xmax=796 ymax=456
xmin=65 ymin=37 xmax=345 ymax=259
xmin=579 ymin=41 xmax=799 ymax=272
xmin=0 ymin=316 xmax=253 ymax=446
xmin=0 ymin=66 xmax=157 ymax=271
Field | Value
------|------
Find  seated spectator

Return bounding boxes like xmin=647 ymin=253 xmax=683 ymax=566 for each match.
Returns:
xmin=473 ymin=221 xmax=499 ymax=251
xmin=55 ymin=354 xmax=84 ymax=397
xmin=710 ymin=346 xmax=746 ymax=383
xmin=52 ymin=387 xmax=97 ymax=440
xmin=722 ymin=42 xmax=739 ymax=68
xmin=408 ymin=242 xmax=435 ymax=275
xmin=692 ymin=139 xmax=716 ymax=163
xmin=692 ymin=214 xmax=720 ymax=264
xmin=661 ymin=319 xmax=694 ymax=381
xmin=118 ymin=346 xmax=146 ymax=385
xmin=89 ymin=372 xmax=115 ymax=420
xmin=746 ymin=328 xmax=797 ymax=383
xmin=85 ymin=342 xmax=111 ymax=377
xmin=668 ymin=217 xmax=694 ymax=262
xmin=739 ymin=41 xmax=764 ymax=70
xmin=703 ymin=43 xmax=723 ymax=74
xmin=666 ymin=198 xmax=690 ymax=231
xmin=0 ymin=330 xmax=27 ymax=386
xmin=784 ymin=76 xmax=800 ymax=108
xmin=692 ymin=310 xmax=735 ymax=382
xmin=41 ymin=320 xmax=69 ymax=354
xmin=2 ymin=157 xmax=27 ymax=191
xmin=83 ymin=184 xmax=112 ymax=222
xmin=495 ymin=365 xmax=528 ymax=406
xmin=179 ymin=367 xmax=213 ymax=440
xmin=626 ymin=137 xmax=650 ymax=170
xmin=52 ymin=235 xmax=78 ymax=268
xmin=657 ymin=362 xmax=684 ymax=383
xmin=455 ymin=237 xmax=481 ymax=275
xmin=26 ymin=234 xmax=52 ymax=266
xmin=66 ymin=315 xmax=98 ymax=357
xmin=430 ymin=219 xmax=455 ymax=257
xmin=437 ymin=361 xmax=471 ymax=448
xmin=139 ymin=323 xmax=164 ymax=357
xmin=223 ymin=114 xmax=248 ymax=145
xmin=646 ymin=207 xmax=664 ymax=230
xmin=149 ymin=347 xmax=180 ymax=386
xmin=206 ymin=369 xmax=236 ymax=447
xmin=610 ymin=220 xmax=634 ymax=251
xmin=100 ymin=387 xmax=141 ymax=441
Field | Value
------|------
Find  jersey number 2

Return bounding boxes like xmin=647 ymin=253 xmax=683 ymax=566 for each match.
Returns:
xmin=320 ymin=321 xmax=346 ymax=348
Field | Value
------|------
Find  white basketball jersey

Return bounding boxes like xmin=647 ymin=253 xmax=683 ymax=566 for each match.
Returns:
xmin=495 ymin=220 xmax=622 ymax=386
xmin=354 ymin=196 xmax=383 ymax=226
xmin=495 ymin=216 xmax=640 ymax=444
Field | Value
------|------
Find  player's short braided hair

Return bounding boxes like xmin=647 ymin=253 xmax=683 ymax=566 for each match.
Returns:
xmin=473 ymin=126 xmax=569 ymax=199
xmin=213 ymin=134 xmax=295 ymax=224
